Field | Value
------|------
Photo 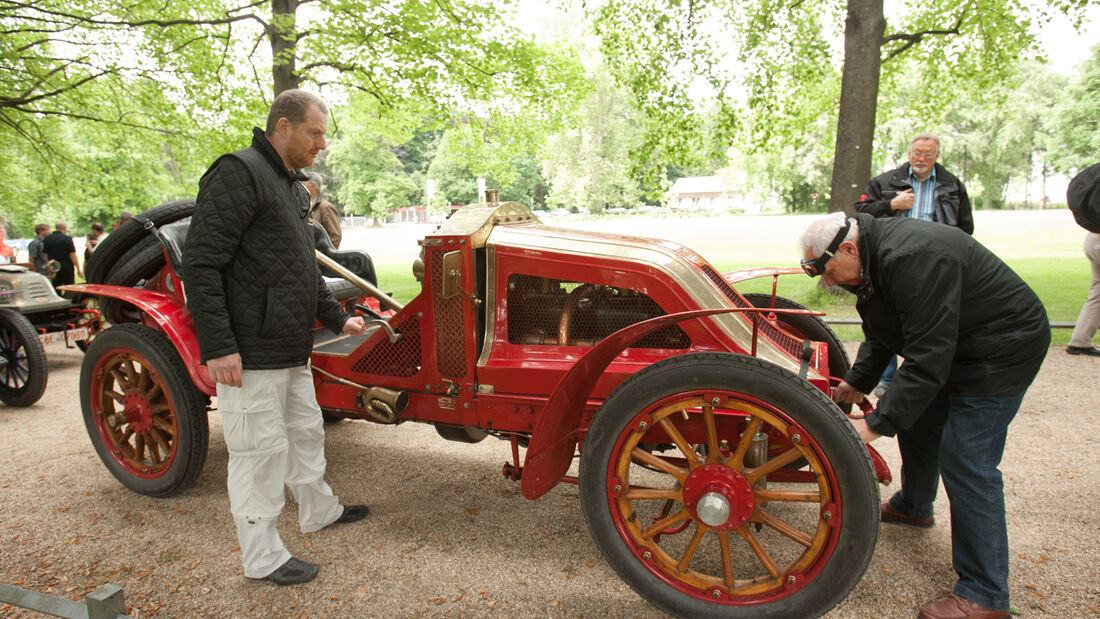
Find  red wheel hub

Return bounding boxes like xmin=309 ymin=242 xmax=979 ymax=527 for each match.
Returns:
xmin=123 ymin=391 xmax=153 ymax=433
xmin=682 ymin=464 xmax=755 ymax=529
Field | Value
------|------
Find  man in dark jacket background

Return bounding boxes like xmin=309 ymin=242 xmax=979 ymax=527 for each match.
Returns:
xmin=42 ymin=221 xmax=82 ymax=289
xmin=856 ymin=132 xmax=973 ymax=234
xmin=799 ymin=212 xmax=1049 ymax=619
xmin=184 ymin=89 xmax=367 ymax=586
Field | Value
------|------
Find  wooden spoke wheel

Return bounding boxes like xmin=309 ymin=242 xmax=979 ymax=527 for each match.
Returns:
xmin=0 ymin=308 xmax=48 ymax=407
xmin=580 ymin=353 xmax=878 ymax=618
xmin=80 ymin=324 xmax=208 ymax=496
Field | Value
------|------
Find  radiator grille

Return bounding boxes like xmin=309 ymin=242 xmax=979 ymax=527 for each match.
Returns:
xmin=351 ymin=314 xmax=422 ymax=377
xmin=506 ymin=274 xmax=690 ymax=349
xmin=431 ymin=250 xmax=467 ymax=378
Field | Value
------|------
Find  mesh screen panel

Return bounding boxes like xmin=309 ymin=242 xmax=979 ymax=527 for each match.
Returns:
xmin=506 ymin=274 xmax=690 ymax=348
xmin=351 ymin=314 xmax=422 ymax=377
xmin=699 ymin=264 xmax=803 ymax=358
xmin=431 ymin=250 xmax=467 ymax=378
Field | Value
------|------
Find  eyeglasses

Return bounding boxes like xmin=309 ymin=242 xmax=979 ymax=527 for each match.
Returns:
xmin=910 ymin=151 xmax=937 ymax=160
xmin=801 ymin=219 xmax=852 ymax=277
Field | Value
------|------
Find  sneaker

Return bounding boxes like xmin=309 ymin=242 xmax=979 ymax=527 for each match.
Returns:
xmin=257 ymin=557 xmax=318 ymax=585
xmin=872 ymin=382 xmax=889 ymax=399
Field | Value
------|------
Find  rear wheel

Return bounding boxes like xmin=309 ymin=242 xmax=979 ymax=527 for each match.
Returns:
xmin=0 ymin=308 xmax=48 ymax=407
xmin=80 ymin=324 xmax=208 ymax=496
xmin=742 ymin=294 xmax=849 ymax=382
xmin=579 ymin=353 xmax=878 ymax=618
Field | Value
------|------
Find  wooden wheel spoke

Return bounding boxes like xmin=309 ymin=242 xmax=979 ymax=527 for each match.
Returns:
xmin=730 ymin=416 xmax=763 ymax=468
xmin=641 ymin=508 xmax=690 ymax=541
xmin=133 ymin=434 xmax=146 ymax=461
xmin=737 ymin=527 xmax=780 ymax=580
xmin=702 ymin=404 xmax=722 ymax=464
xmin=149 ymin=429 xmax=171 ymax=464
xmin=746 ymin=446 xmax=804 ymax=483
xmin=151 ymin=416 xmax=176 ymax=437
xmin=105 ymin=389 xmax=126 ymax=404
xmin=123 ymin=359 xmax=138 ymax=386
xmin=657 ymin=415 xmax=702 ymax=468
xmin=624 ymin=487 xmax=682 ymax=501
xmin=676 ymin=524 xmax=708 ymax=573
xmin=717 ymin=530 xmax=734 ymax=587
xmin=631 ymin=447 xmax=689 ymax=481
xmin=756 ymin=509 xmax=814 ymax=547
xmin=150 ymin=402 xmax=172 ymax=415
xmin=755 ymin=487 xmax=822 ymax=503
xmin=146 ymin=381 xmax=163 ymax=402
xmin=109 ymin=367 xmax=129 ymax=390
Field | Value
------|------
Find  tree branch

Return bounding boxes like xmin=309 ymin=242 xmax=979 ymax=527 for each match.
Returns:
xmin=3 ymin=0 xmax=265 ymax=29
xmin=881 ymin=15 xmax=964 ymax=61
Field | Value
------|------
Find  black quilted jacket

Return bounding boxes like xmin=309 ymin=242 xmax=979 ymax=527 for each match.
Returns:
xmin=183 ymin=128 xmax=350 ymax=369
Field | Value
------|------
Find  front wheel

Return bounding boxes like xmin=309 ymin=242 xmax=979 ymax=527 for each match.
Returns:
xmin=80 ymin=324 xmax=208 ymax=496
xmin=0 ymin=308 xmax=48 ymax=407
xmin=579 ymin=353 xmax=878 ymax=619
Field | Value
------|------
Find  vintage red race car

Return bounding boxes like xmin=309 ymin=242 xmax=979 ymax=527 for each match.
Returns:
xmin=66 ymin=199 xmax=890 ymax=618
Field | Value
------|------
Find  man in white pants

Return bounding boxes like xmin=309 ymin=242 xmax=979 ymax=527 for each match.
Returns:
xmin=184 ymin=89 xmax=368 ymax=585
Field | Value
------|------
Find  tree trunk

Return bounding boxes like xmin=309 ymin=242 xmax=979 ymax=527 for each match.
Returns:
xmin=270 ymin=0 xmax=299 ymax=95
xmin=828 ymin=0 xmax=886 ymax=214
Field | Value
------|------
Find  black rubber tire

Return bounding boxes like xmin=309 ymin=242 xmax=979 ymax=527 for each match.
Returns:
xmin=322 ymin=410 xmax=344 ymax=424
xmin=579 ymin=352 xmax=878 ymax=619
xmin=742 ymin=294 xmax=850 ymax=381
xmin=98 ymin=240 xmax=171 ymax=325
xmin=86 ymin=198 xmax=195 ymax=285
xmin=0 ymin=308 xmax=48 ymax=407
xmin=80 ymin=324 xmax=208 ymax=496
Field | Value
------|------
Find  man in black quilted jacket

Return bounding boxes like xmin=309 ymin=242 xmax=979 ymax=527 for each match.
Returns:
xmin=184 ymin=89 xmax=368 ymax=586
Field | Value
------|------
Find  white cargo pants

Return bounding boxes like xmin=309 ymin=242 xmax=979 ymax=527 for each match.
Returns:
xmin=216 ymin=363 xmax=344 ymax=578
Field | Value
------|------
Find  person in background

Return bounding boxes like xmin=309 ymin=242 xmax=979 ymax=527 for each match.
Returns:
xmin=27 ymin=223 xmax=50 ymax=275
xmin=114 ymin=211 xmax=132 ymax=231
xmin=84 ymin=232 xmax=99 ymax=265
xmin=42 ymin=221 xmax=82 ymax=288
xmin=855 ymin=132 xmax=974 ymax=398
xmin=303 ymin=171 xmax=342 ymax=248
xmin=800 ymin=212 xmax=1048 ymax=619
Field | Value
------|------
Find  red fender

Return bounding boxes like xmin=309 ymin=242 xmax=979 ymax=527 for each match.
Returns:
xmin=61 ymin=284 xmax=215 ymax=396
xmin=521 ymin=308 xmax=739 ymax=500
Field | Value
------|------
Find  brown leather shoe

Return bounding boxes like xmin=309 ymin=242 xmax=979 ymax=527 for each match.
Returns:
xmin=881 ymin=501 xmax=934 ymax=528
xmin=918 ymin=593 xmax=1009 ymax=619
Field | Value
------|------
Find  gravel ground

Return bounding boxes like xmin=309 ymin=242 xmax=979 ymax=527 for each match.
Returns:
xmin=1 ymin=341 xmax=1099 ymax=618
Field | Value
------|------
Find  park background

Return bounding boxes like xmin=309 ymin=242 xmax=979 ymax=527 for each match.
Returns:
xmin=3 ymin=0 xmax=1099 ymax=344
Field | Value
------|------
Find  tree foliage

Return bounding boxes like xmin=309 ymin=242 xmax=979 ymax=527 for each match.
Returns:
xmin=1050 ymin=44 xmax=1100 ymax=174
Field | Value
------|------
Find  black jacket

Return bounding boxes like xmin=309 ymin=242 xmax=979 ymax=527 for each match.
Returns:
xmin=843 ymin=214 xmax=1049 ymax=437
xmin=184 ymin=128 xmax=350 ymax=369
xmin=855 ymin=162 xmax=974 ymax=235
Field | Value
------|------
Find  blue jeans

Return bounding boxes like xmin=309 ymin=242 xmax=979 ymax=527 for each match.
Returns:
xmin=888 ymin=389 xmax=1026 ymax=611
xmin=880 ymin=355 xmax=898 ymax=385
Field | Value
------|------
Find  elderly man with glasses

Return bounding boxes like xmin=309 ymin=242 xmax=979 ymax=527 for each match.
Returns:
xmin=800 ymin=212 xmax=1049 ymax=619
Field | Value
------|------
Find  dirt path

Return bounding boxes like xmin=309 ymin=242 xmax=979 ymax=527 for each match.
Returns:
xmin=1 ymin=341 xmax=1098 ymax=618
